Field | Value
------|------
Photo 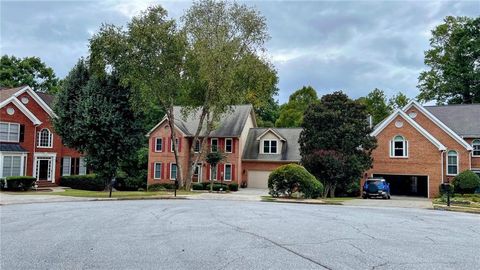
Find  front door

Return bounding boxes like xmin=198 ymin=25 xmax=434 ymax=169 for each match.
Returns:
xmin=38 ymin=160 xmax=50 ymax=180
xmin=193 ymin=163 xmax=202 ymax=183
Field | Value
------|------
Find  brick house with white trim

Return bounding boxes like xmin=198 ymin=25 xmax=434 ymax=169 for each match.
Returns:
xmin=147 ymin=105 xmax=302 ymax=188
xmin=367 ymin=101 xmax=480 ymax=198
xmin=0 ymin=86 xmax=85 ymax=187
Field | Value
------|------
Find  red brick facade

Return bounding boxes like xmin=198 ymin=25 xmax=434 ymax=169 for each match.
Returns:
xmin=0 ymin=87 xmax=83 ymax=185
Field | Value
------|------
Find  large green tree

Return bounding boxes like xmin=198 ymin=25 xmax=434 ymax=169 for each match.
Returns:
xmin=388 ymin=92 xmax=411 ymax=110
xmin=0 ymin=55 xmax=60 ymax=93
xmin=181 ymin=0 xmax=272 ymax=188
xmin=299 ymin=92 xmax=377 ymax=197
xmin=358 ymin=88 xmax=391 ymax=126
xmin=53 ymin=60 xmax=142 ymax=190
xmin=275 ymin=86 xmax=318 ymax=127
xmin=418 ymin=16 xmax=480 ymax=104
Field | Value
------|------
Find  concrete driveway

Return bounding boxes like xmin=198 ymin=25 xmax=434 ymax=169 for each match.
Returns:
xmin=343 ymin=196 xmax=433 ymax=209
xmin=2 ymin=200 xmax=479 ymax=269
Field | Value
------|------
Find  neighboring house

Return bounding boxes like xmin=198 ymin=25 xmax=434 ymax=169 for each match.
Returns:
xmin=0 ymin=86 xmax=85 ymax=187
xmin=368 ymin=101 xmax=480 ymax=198
xmin=146 ymin=105 xmax=301 ymax=188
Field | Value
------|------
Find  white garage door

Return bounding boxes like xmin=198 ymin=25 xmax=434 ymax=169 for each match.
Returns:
xmin=247 ymin=170 xmax=272 ymax=189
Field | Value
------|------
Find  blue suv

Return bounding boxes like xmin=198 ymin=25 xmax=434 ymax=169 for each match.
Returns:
xmin=362 ymin=178 xmax=391 ymax=199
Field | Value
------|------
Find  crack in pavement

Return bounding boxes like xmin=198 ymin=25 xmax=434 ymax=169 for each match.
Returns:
xmin=217 ymin=220 xmax=332 ymax=270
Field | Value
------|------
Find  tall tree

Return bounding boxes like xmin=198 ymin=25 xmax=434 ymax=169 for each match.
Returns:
xmin=181 ymin=0 xmax=271 ymax=189
xmin=388 ymin=92 xmax=411 ymax=110
xmin=275 ymin=86 xmax=318 ymax=127
xmin=0 ymin=55 xmax=60 ymax=93
xmin=89 ymin=6 xmax=187 ymax=187
xmin=53 ymin=60 xmax=142 ymax=190
xmin=299 ymin=92 xmax=377 ymax=197
xmin=358 ymin=88 xmax=391 ymax=126
xmin=418 ymin=16 xmax=480 ymax=104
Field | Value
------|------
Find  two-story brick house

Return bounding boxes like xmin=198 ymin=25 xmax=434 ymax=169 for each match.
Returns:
xmin=0 ymin=86 xmax=85 ymax=186
xmin=147 ymin=105 xmax=302 ymax=188
xmin=367 ymin=101 xmax=479 ymax=198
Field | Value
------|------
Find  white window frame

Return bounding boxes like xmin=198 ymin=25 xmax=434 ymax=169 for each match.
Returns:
xmin=447 ymin=150 xmax=459 ymax=176
xmin=1 ymin=155 xmax=24 ymax=178
xmin=170 ymin=138 xmax=179 ymax=152
xmin=170 ymin=163 xmax=177 ymax=180
xmin=210 ymin=164 xmax=217 ymax=181
xmin=390 ymin=135 xmax=408 ymax=158
xmin=262 ymin=139 xmax=278 ymax=154
xmin=155 ymin=138 xmax=163 ymax=152
xmin=0 ymin=122 xmax=20 ymax=143
xmin=472 ymin=139 xmax=480 ymax=157
xmin=37 ymin=128 xmax=53 ymax=148
xmin=211 ymin=138 xmax=218 ymax=153
xmin=194 ymin=139 xmax=201 ymax=153
xmin=62 ymin=156 xmax=71 ymax=176
xmin=154 ymin=162 xmax=162 ymax=179
xmin=193 ymin=163 xmax=202 ymax=182
xmin=79 ymin=157 xmax=87 ymax=175
xmin=224 ymin=163 xmax=232 ymax=181
xmin=225 ymin=138 xmax=233 ymax=153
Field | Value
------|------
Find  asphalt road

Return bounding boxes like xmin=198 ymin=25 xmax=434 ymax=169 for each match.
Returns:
xmin=1 ymin=200 xmax=479 ymax=270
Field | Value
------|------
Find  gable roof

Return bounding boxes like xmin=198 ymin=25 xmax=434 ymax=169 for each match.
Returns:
xmin=403 ymin=101 xmax=472 ymax=150
xmin=0 ymin=85 xmax=56 ymax=118
xmin=424 ymin=104 xmax=480 ymax=138
xmin=243 ymin=128 xmax=302 ymax=162
xmin=0 ymin=96 xmax=42 ymax=125
xmin=147 ymin=105 xmax=256 ymax=137
xmin=371 ymin=109 xmax=446 ymax=151
xmin=255 ymin=128 xmax=287 ymax=141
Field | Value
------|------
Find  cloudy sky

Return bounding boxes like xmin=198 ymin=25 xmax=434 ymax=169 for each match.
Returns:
xmin=1 ymin=0 xmax=478 ymax=103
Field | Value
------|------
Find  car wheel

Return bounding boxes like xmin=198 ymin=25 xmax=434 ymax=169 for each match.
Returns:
xmin=362 ymin=195 xmax=367 ymax=199
xmin=387 ymin=194 xmax=391 ymax=200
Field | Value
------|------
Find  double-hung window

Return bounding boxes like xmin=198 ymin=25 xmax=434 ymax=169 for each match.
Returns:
xmin=194 ymin=140 xmax=201 ymax=153
xmin=447 ymin=150 xmax=458 ymax=175
xmin=170 ymin=163 xmax=177 ymax=180
xmin=473 ymin=140 xmax=480 ymax=157
xmin=2 ymin=156 xmax=22 ymax=177
xmin=154 ymin=163 xmax=162 ymax=179
xmin=225 ymin=138 xmax=233 ymax=153
xmin=155 ymin=138 xmax=163 ymax=152
xmin=390 ymin=136 xmax=408 ymax=157
xmin=211 ymin=138 xmax=218 ymax=152
xmin=224 ymin=164 xmax=232 ymax=181
xmin=263 ymin=140 xmax=278 ymax=154
xmin=0 ymin=122 xmax=20 ymax=142
xmin=170 ymin=138 xmax=179 ymax=152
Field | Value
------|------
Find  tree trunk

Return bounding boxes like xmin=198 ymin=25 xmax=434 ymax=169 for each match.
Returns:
xmin=329 ymin=184 xmax=336 ymax=198
xmin=185 ymin=109 xmax=209 ymax=190
xmin=166 ymin=108 xmax=183 ymax=188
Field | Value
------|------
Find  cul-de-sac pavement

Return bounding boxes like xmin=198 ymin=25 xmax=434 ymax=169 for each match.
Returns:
xmin=1 ymin=199 xmax=479 ymax=270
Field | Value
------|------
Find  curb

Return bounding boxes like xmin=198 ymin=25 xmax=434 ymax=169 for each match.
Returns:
xmin=261 ymin=198 xmax=343 ymax=205
xmin=433 ymin=204 xmax=480 ymax=214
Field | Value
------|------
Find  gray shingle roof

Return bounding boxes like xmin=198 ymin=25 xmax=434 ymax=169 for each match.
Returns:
xmin=425 ymin=104 xmax=480 ymax=137
xmin=242 ymin=128 xmax=302 ymax=162
xmin=0 ymin=143 xmax=28 ymax=152
xmin=172 ymin=105 xmax=255 ymax=137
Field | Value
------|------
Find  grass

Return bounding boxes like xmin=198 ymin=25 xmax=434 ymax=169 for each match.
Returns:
xmin=3 ymin=189 xmax=197 ymax=198
xmin=432 ymin=194 xmax=480 ymax=209
xmin=261 ymin=195 xmax=356 ymax=204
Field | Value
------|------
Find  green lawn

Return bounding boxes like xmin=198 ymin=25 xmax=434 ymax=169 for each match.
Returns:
xmin=433 ymin=194 xmax=480 ymax=209
xmin=261 ymin=195 xmax=356 ymax=204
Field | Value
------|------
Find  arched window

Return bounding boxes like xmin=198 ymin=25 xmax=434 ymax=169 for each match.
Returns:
xmin=37 ymin=128 xmax=52 ymax=148
xmin=390 ymin=135 xmax=408 ymax=157
xmin=447 ymin=150 xmax=458 ymax=175
xmin=472 ymin=140 xmax=480 ymax=156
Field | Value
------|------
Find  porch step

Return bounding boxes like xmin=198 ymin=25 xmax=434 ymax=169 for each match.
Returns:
xmin=36 ymin=181 xmax=58 ymax=188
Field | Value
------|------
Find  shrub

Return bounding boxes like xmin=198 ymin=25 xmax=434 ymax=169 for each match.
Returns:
xmin=206 ymin=182 xmax=228 ymax=191
xmin=0 ymin=176 xmax=36 ymax=191
xmin=147 ymin=183 xmax=167 ymax=192
xmin=228 ymin=183 xmax=239 ymax=191
xmin=115 ymin=177 xmax=146 ymax=191
xmin=60 ymin=174 xmax=104 ymax=191
xmin=268 ymin=164 xmax=323 ymax=199
xmin=453 ymin=170 xmax=480 ymax=194
xmin=192 ymin=183 xmax=204 ymax=190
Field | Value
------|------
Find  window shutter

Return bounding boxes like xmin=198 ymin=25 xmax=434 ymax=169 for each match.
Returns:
xmin=232 ymin=164 xmax=235 ymax=181
xmin=219 ymin=138 xmax=224 ymax=152
xmin=232 ymin=139 xmax=235 ymax=153
xmin=151 ymin=138 xmax=155 ymax=151
xmin=151 ymin=163 xmax=155 ymax=178
xmin=206 ymin=164 xmax=210 ymax=180
xmin=405 ymin=141 xmax=408 ymax=156
xmin=161 ymin=163 xmax=165 ymax=179
xmin=218 ymin=163 xmax=223 ymax=180
xmin=178 ymin=137 xmax=182 ymax=152
xmin=166 ymin=163 xmax=170 ymax=179
xmin=390 ymin=140 xmax=393 ymax=156
xmin=19 ymin=125 xmax=25 ymax=142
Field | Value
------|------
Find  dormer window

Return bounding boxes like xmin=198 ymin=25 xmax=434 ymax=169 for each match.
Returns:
xmin=37 ymin=128 xmax=53 ymax=148
xmin=263 ymin=140 xmax=278 ymax=154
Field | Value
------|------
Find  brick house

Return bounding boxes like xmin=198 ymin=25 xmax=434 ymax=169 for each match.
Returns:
xmin=147 ymin=105 xmax=302 ymax=188
xmin=367 ymin=101 xmax=480 ymax=198
xmin=0 ymin=86 xmax=85 ymax=187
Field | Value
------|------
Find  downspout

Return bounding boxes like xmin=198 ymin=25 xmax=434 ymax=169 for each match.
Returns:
xmin=441 ymin=150 xmax=445 ymax=184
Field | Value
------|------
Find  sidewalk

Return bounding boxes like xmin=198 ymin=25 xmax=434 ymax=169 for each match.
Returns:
xmin=0 ymin=192 xmax=93 ymax=205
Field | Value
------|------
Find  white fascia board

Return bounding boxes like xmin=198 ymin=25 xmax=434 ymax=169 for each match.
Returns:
xmin=403 ymin=101 xmax=472 ymax=151
xmin=255 ymin=128 xmax=286 ymax=141
xmin=145 ymin=116 xmax=187 ymax=137
xmin=14 ymin=86 xmax=57 ymax=118
xmin=0 ymin=97 xmax=42 ymax=125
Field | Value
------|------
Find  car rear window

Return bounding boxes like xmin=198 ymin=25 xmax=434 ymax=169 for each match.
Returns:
xmin=367 ymin=180 xmax=382 ymax=186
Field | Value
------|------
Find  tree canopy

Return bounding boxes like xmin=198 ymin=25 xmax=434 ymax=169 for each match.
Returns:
xmin=275 ymin=86 xmax=318 ymax=127
xmin=418 ymin=16 xmax=480 ymax=104
xmin=0 ymin=55 xmax=59 ymax=93
xmin=299 ymin=92 xmax=377 ymax=197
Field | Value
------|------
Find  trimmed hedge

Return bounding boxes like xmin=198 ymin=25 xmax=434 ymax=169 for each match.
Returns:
xmin=147 ymin=183 xmax=167 ymax=192
xmin=191 ymin=182 xmax=237 ymax=191
xmin=192 ymin=183 xmax=204 ymax=190
xmin=115 ymin=177 xmax=147 ymax=191
xmin=268 ymin=164 xmax=323 ymax=199
xmin=228 ymin=183 xmax=239 ymax=191
xmin=0 ymin=176 xmax=36 ymax=191
xmin=60 ymin=174 xmax=104 ymax=191
xmin=453 ymin=170 xmax=480 ymax=194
